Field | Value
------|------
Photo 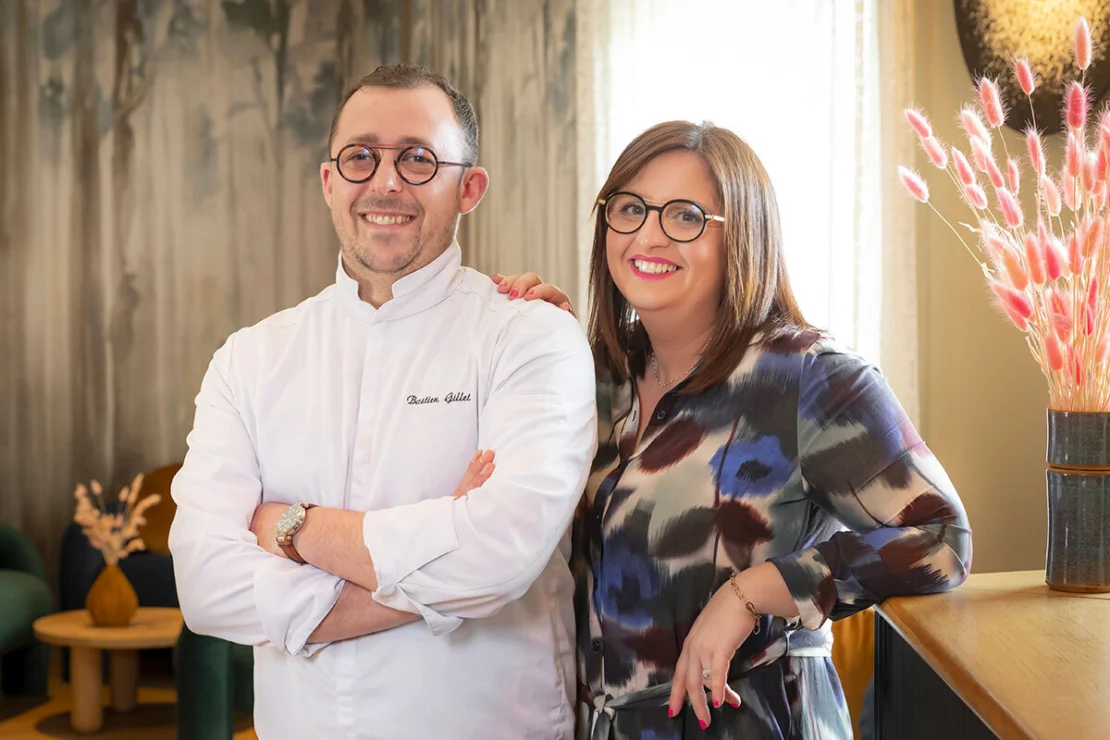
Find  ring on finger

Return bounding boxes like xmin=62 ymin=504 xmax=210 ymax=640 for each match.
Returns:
xmin=701 ymin=668 xmax=712 ymax=682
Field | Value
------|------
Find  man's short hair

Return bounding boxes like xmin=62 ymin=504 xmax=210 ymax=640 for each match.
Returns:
xmin=327 ymin=63 xmax=479 ymax=164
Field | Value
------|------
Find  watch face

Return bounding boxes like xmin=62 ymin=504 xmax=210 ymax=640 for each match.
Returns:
xmin=275 ymin=504 xmax=305 ymax=541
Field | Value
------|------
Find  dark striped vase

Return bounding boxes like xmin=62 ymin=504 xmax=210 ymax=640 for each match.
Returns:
xmin=1045 ymin=410 xmax=1110 ymax=593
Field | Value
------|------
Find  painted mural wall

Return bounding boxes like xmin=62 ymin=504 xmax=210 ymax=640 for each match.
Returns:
xmin=0 ymin=0 xmax=578 ymax=575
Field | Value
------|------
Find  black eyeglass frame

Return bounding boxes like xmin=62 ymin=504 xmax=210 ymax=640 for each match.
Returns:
xmin=327 ymin=143 xmax=474 ymax=186
xmin=596 ymin=191 xmax=726 ymax=243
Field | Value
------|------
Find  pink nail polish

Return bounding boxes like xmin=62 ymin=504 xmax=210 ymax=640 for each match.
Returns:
xmin=667 ymin=708 xmax=675 ymax=718
xmin=714 ymin=700 xmax=720 ymax=707
xmin=510 ymin=290 xmax=519 ymax=298
xmin=526 ymin=289 xmax=534 ymax=297
xmin=699 ymin=719 xmax=708 ymax=729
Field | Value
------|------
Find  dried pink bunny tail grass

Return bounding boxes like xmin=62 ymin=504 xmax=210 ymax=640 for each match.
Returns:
xmin=1085 ymin=216 xmax=1105 ymax=257
xmin=978 ymin=77 xmax=1007 ymax=128
xmin=1077 ymin=17 xmax=1093 ymax=71
xmin=1044 ymin=236 xmax=1066 ymax=280
xmin=960 ymin=107 xmax=992 ymax=146
xmin=998 ymin=296 xmax=1033 ymax=331
xmin=1046 ymin=333 xmax=1066 ymax=372
xmin=1050 ymin=288 xmax=1075 ymax=338
xmin=981 ymin=227 xmax=1010 ymax=258
xmin=1076 ymin=219 xmax=1090 ymax=258
xmin=952 ymin=147 xmax=976 ymax=186
xmin=1042 ymin=175 xmax=1063 ymax=216
xmin=1100 ymin=124 xmax=1110 ymax=178
xmin=971 ymin=136 xmax=993 ymax=173
xmin=922 ymin=136 xmax=948 ymax=169
xmin=1068 ymin=230 xmax=1084 ymax=273
xmin=987 ymin=159 xmax=1006 ymax=189
xmin=1003 ymin=305 xmax=1030 ymax=332
xmin=1098 ymin=146 xmax=1110 ymax=183
xmin=898 ymin=166 xmax=929 ymax=202
xmin=1015 ymin=57 xmax=1036 ymax=96
xmin=967 ymin=133 xmax=1003 ymax=187
xmin=1063 ymin=172 xmax=1084 ymax=211
xmin=992 ymin=282 xmax=1034 ymax=328
xmin=1099 ymin=331 xmax=1110 ymax=364
xmin=905 ymin=108 xmax=933 ymax=139
xmin=1001 ymin=245 xmax=1029 ymax=290
xmin=1026 ymin=129 xmax=1046 ymax=177
xmin=1025 ymin=232 xmax=1047 ymax=284
xmin=997 ymin=187 xmax=1024 ymax=227
xmin=1052 ymin=238 xmax=1070 ymax=279
xmin=1067 ymin=132 xmax=1082 ymax=177
xmin=1066 ymin=82 xmax=1091 ymax=131
xmin=1008 ymin=158 xmax=1021 ymax=194
xmin=1084 ymin=151 xmax=1100 ymax=192
xmin=965 ymin=183 xmax=989 ymax=209
xmin=1003 ymin=304 xmax=1031 ymax=332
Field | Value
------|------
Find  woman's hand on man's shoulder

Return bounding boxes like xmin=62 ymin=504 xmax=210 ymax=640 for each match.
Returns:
xmin=490 ymin=272 xmax=576 ymax=317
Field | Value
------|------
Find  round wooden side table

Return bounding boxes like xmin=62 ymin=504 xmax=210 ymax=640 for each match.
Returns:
xmin=33 ymin=607 xmax=183 ymax=733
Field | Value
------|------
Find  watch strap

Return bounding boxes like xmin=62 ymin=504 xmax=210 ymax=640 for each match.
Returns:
xmin=278 ymin=503 xmax=317 ymax=564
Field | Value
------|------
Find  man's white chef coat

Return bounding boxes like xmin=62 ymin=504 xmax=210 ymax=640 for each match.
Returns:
xmin=169 ymin=245 xmax=598 ymax=739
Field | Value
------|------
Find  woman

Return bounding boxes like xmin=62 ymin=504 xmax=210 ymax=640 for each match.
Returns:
xmin=493 ymin=121 xmax=972 ymax=739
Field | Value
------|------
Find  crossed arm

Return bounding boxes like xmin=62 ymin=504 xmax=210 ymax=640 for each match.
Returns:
xmin=248 ymin=453 xmax=495 ymax=644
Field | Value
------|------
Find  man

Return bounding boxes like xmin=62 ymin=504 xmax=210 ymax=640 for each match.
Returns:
xmin=168 ymin=64 xmax=597 ymax=740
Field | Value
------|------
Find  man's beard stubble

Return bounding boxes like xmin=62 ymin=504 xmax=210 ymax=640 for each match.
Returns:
xmin=355 ymin=230 xmax=423 ymax=275
xmin=344 ymin=195 xmax=460 ymax=278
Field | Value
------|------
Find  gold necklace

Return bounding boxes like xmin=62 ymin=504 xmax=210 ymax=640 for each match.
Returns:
xmin=650 ymin=350 xmax=701 ymax=388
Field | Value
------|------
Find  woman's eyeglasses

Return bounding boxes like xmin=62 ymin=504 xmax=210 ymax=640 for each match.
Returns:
xmin=597 ymin=192 xmax=724 ymax=243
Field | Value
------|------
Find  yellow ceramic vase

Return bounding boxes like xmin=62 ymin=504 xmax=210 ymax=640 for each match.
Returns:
xmin=85 ymin=563 xmax=138 ymax=627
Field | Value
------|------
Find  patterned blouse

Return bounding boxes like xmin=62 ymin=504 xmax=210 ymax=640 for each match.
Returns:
xmin=574 ymin=330 xmax=972 ymax=739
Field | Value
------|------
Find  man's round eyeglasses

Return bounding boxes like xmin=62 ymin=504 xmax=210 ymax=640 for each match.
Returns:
xmin=327 ymin=144 xmax=473 ymax=186
xmin=597 ymin=192 xmax=725 ymax=243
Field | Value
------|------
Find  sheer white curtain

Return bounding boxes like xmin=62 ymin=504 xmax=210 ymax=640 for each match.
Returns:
xmin=575 ymin=0 xmax=919 ymax=421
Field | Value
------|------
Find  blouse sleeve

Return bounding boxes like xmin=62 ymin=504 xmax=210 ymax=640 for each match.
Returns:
xmin=768 ymin=344 xmax=972 ymax=630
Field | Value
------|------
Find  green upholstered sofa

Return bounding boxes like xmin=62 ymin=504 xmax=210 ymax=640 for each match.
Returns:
xmin=174 ymin=623 xmax=254 ymax=739
xmin=0 ymin=523 xmax=53 ymax=712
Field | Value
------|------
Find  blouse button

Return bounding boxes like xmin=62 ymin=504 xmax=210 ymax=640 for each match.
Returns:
xmin=590 ymin=638 xmax=603 ymax=653
xmin=655 ymin=409 xmax=667 ymax=421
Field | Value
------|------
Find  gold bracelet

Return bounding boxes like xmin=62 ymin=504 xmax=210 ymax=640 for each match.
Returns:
xmin=729 ymin=573 xmax=762 ymax=634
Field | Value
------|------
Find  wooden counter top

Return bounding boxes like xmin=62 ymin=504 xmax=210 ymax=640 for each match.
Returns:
xmin=877 ymin=570 xmax=1110 ymax=739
